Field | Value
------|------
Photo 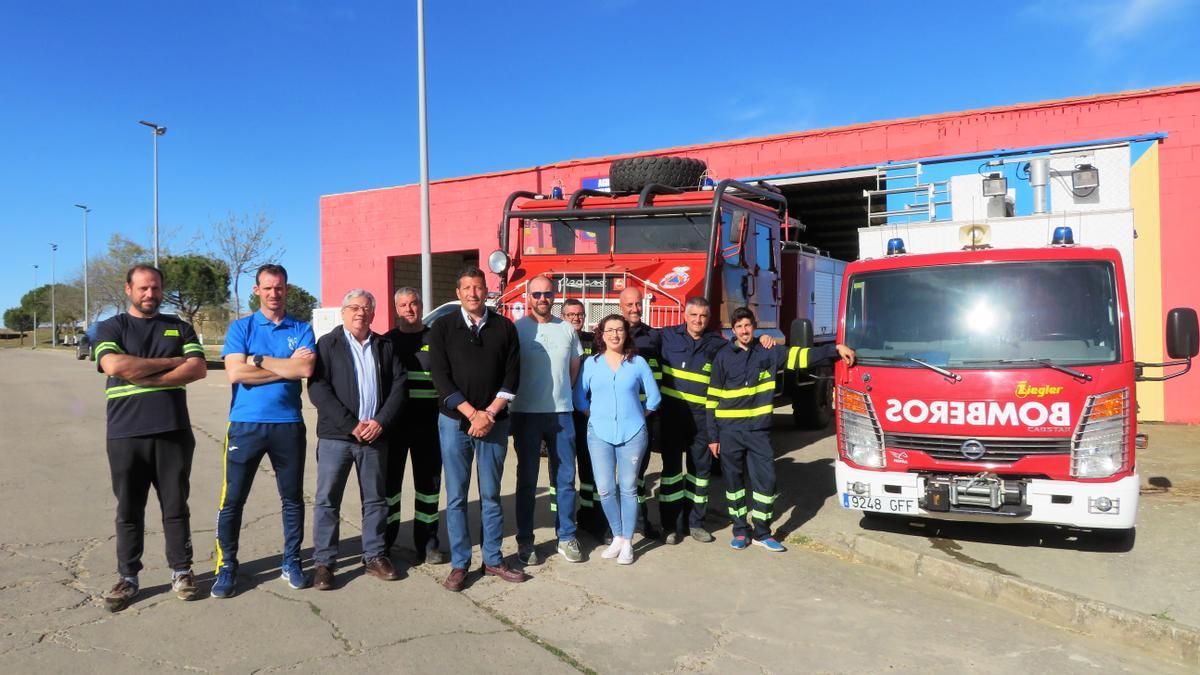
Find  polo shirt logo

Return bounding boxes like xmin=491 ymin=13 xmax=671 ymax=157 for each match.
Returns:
xmin=163 ymin=329 xmax=180 ymax=337
xmin=288 ymin=336 xmax=299 ymax=350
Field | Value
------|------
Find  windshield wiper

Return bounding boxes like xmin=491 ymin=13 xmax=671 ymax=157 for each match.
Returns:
xmin=961 ymin=358 xmax=1093 ymax=381
xmin=859 ymin=355 xmax=962 ymax=382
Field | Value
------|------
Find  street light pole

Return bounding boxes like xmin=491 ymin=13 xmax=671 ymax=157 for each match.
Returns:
xmin=417 ymin=0 xmax=432 ymax=307
xmin=50 ymin=243 xmax=58 ymax=346
xmin=75 ymin=204 xmax=91 ymax=333
xmin=138 ymin=120 xmax=167 ymax=267
xmin=32 ymin=264 xmax=38 ymax=350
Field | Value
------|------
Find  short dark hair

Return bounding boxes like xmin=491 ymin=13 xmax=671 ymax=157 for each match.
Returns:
xmin=562 ymin=298 xmax=584 ymax=310
xmin=126 ymin=264 xmax=163 ymax=285
xmin=593 ymin=314 xmax=638 ymax=362
xmin=731 ymin=306 xmax=757 ymax=327
xmin=256 ymin=263 xmax=288 ymax=285
xmin=457 ymin=265 xmax=486 ymax=287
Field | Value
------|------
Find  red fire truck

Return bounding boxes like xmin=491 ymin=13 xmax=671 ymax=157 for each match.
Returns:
xmin=486 ymin=157 xmax=844 ymax=428
xmin=832 ymin=232 xmax=1198 ymax=538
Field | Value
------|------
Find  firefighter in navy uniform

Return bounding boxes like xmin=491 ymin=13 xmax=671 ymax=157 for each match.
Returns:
xmin=561 ymin=299 xmax=606 ymax=540
xmin=383 ymin=288 xmax=446 ymax=564
xmin=618 ymin=286 xmax=663 ymax=540
xmin=655 ymin=297 xmax=730 ymax=544
xmin=707 ymin=307 xmax=855 ymax=552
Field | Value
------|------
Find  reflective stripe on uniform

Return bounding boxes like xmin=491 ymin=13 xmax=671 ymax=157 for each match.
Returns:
xmin=661 ymin=387 xmax=707 ymax=405
xmin=706 ymin=381 xmax=775 ymax=399
xmin=751 ymin=509 xmax=773 ymax=522
xmin=787 ymin=346 xmax=810 ymax=370
xmin=182 ymin=342 xmax=205 ymax=355
xmin=684 ymin=490 xmax=708 ymax=504
xmin=686 ymin=474 xmax=709 ymax=488
xmin=105 ymin=384 xmax=185 ymax=399
xmin=385 ymin=492 xmax=403 ymax=507
xmin=714 ymin=404 xmax=774 ymax=419
xmin=752 ymin=491 xmax=776 ymax=505
xmin=408 ymin=371 xmax=433 ymax=381
xmin=414 ymin=512 xmax=439 ymax=524
xmin=409 ymin=390 xmax=439 ymax=399
xmin=727 ymin=489 xmax=746 ymax=500
xmin=661 ymin=365 xmax=710 ymax=384
xmin=414 ymin=491 xmax=439 ymax=504
xmin=94 ymin=341 xmax=124 ymax=358
xmin=729 ymin=505 xmax=748 ymax=518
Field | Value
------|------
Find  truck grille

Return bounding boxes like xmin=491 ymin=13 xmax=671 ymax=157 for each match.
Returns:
xmin=884 ymin=433 xmax=1070 ymax=463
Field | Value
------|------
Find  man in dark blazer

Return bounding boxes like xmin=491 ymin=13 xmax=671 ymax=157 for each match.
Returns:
xmin=308 ymin=289 xmax=407 ymax=589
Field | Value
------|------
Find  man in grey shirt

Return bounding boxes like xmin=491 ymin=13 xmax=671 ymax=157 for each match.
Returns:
xmin=511 ymin=275 xmax=583 ymax=564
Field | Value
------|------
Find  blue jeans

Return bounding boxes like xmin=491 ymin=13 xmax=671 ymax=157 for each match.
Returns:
xmin=438 ymin=414 xmax=511 ymax=569
xmin=215 ymin=422 xmax=306 ymax=572
xmin=587 ymin=425 xmax=648 ymax=540
xmin=512 ymin=412 xmax=577 ymax=545
xmin=312 ymin=438 xmax=388 ymax=568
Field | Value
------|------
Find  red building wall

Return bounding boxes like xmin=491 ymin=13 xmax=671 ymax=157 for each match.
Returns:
xmin=321 ymin=84 xmax=1200 ymax=422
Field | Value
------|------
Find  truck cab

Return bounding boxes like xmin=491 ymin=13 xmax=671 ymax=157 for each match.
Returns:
xmin=833 ymin=234 xmax=1197 ymax=536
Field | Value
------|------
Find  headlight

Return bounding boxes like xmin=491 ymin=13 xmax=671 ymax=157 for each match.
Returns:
xmin=839 ymin=387 xmax=884 ymax=468
xmin=1071 ymin=389 xmax=1128 ymax=479
xmin=487 ymin=249 xmax=510 ymax=274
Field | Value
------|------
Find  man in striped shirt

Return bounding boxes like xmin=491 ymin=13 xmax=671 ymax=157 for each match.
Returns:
xmin=707 ymin=307 xmax=854 ymax=552
xmin=94 ymin=264 xmax=208 ymax=611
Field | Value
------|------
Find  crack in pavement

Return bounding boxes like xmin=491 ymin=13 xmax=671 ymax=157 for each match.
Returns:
xmin=252 ymin=626 xmax=516 ymax=673
xmin=258 ymin=586 xmax=356 ymax=656
xmin=40 ymin=629 xmax=209 ymax=672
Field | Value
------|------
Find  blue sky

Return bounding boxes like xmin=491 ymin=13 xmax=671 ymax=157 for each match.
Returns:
xmin=2 ymin=0 xmax=1198 ymax=324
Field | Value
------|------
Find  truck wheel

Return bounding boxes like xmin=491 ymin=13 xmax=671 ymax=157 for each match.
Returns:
xmin=792 ymin=376 xmax=833 ymax=429
xmin=609 ymin=156 xmax=707 ymax=193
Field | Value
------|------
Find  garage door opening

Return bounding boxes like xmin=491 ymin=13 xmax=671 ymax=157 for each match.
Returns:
xmin=763 ymin=170 xmax=880 ymax=263
xmin=390 ymin=250 xmax=479 ymax=314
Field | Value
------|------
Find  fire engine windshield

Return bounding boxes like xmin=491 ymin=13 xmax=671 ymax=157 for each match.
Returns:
xmin=844 ymin=261 xmax=1120 ymax=368
xmin=520 ymin=215 xmax=709 ymax=255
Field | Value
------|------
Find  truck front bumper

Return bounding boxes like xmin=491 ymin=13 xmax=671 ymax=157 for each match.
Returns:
xmin=833 ymin=460 xmax=1138 ymax=530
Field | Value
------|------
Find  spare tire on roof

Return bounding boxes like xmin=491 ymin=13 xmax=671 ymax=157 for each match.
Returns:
xmin=608 ymin=156 xmax=707 ymax=193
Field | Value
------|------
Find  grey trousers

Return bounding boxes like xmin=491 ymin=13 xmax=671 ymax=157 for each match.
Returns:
xmin=313 ymin=438 xmax=388 ymax=567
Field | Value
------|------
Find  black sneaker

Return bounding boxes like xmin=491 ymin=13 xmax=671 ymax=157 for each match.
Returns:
xmin=104 ymin=578 xmax=138 ymax=612
xmin=423 ymin=541 xmax=448 ymax=565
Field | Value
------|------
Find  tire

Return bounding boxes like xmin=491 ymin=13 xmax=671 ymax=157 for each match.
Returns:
xmin=608 ymin=156 xmax=707 ymax=193
xmin=792 ymin=375 xmax=833 ymax=429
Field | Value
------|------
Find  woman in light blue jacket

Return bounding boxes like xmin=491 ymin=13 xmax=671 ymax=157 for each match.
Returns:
xmin=573 ymin=314 xmax=661 ymax=565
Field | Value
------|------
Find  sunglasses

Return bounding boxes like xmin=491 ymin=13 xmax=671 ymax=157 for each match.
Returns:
xmin=530 ymin=291 xmax=555 ymax=299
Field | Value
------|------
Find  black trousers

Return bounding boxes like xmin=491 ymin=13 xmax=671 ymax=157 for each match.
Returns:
xmin=635 ymin=412 xmax=660 ymax=531
xmin=660 ymin=406 xmax=714 ymax=533
xmin=718 ymin=428 xmax=776 ymax=540
xmin=384 ymin=410 xmax=442 ymax=553
xmin=572 ymin=411 xmax=605 ymax=536
xmin=106 ymin=428 xmax=195 ymax=576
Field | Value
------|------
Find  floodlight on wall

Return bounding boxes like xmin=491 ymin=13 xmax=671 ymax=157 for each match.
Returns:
xmin=1072 ymin=163 xmax=1099 ymax=195
xmin=982 ymin=172 xmax=1008 ymax=197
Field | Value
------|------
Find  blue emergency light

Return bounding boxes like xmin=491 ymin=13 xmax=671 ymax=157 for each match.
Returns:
xmin=550 ymin=186 xmax=564 ymax=199
xmin=1051 ymin=226 xmax=1075 ymax=246
xmin=886 ymin=237 xmax=906 ymax=255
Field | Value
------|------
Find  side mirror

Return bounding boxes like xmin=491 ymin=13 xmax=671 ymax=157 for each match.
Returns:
xmin=726 ymin=210 xmax=746 ymax=244
xmin=790 ymin=318 xmax=814 ymax=348
xmin=1166 ymin=307 xmax=1199 ymax=359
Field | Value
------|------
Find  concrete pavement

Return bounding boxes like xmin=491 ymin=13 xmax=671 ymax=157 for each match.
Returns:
xmin=0 ymin=347 xmax=1192 ymax=673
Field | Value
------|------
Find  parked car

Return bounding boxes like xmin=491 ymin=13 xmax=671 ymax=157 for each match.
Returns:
xmin=76 ymin=324 xmax=98 ymax=361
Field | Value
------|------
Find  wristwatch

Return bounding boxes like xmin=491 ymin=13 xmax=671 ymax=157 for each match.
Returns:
xmin=253 ymin=354 xmax=265 ymax=368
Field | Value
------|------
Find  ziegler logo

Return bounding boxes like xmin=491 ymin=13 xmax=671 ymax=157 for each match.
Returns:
xmin=884 ymin=399 xmax=1071 ymax=428
xmin=1015 ymin=381 xmax=1064 ymax=399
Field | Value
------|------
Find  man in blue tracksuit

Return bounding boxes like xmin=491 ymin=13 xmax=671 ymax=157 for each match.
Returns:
xmin=212 ymin=264 xmax=317 ymax=598
xmin=706 ymin=307 xmax=854 ymax=552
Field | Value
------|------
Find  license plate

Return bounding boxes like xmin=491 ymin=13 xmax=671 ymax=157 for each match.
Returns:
xmin=842 ymin=493 xmax=918 ymax=514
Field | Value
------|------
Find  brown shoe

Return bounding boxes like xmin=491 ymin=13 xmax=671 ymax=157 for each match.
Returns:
xmin=312 ymin=565 xmax=335 ymax=591
xmin=481 ymin=562 xmax=529 ymax=583
xmin=443 ymin=567 xmax=468 ymax=592
xmin=104 ymin=578 xmax=138 ymax=612
xmin=365 ymin=556 xmax=399 ymax=581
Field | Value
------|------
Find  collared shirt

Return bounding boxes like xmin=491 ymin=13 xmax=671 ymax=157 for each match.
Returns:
xmin=574 ymin=354 xmax=661 ymax=445
xmin=221 ymin=310 xmax=316 ymax=423
xmin=343 ymin=328 xmax=379 ymax=421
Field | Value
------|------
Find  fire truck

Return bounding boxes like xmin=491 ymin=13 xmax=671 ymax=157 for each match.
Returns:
xmin=832 ymin=226 xmax=1198 ymax=539
xmin=486 ymin=157 xmax=845 ymax=428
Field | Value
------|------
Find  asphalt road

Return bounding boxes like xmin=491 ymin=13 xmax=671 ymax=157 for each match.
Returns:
xmin=0 ymin=347 xmax=1187 ymax=673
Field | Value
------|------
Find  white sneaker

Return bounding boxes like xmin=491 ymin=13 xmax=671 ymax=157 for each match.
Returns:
xmin=617 ymin=542 xmax=634 ymax=565
xmin=602 ymin=536 xmax=625 ymax=559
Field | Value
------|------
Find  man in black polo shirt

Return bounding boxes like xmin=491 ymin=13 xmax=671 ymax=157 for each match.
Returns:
xmin=93 ymin=265 xmax=208 ymax=611
xmin=429 ymin=266 xmax=525 ymax=591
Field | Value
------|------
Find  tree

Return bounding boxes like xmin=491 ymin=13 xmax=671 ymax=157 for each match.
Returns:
xmin=205 ymin=211 xmax=285 ymax=318
xmin=248 ymin=283 xmax=318 ymax=322
xmin=3 ymin=308 xmax=33 ymax=345
xmin=161 ymin=255 xmax=231 ymax=325
xmin=88 ymin=235 xmax=154 ymax=316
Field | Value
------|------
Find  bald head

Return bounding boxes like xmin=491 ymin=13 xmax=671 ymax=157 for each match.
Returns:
xmin=619 ymin=286 xmax=643 ymax=326
xmin=527 ymin=275 xmax=555 ymax=321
